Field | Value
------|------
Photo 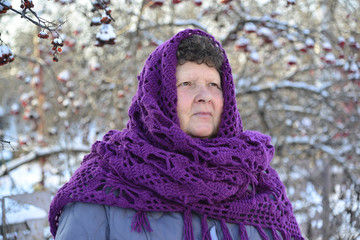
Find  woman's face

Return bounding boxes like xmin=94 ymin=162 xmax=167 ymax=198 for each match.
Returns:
xmin=176 ymin=61 xmax=224 ymax=138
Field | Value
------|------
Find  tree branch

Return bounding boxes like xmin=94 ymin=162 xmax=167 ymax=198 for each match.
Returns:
xmin=236 ymin=79 xmax=333 ymax=96
xmin=0 ymin=145 xmax=91 ymax=177
xmin=0 ymin=2 xmax=61 ymax=32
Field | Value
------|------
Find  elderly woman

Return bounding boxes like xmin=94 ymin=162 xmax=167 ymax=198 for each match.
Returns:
xmin=49 ymin=29 xmax=303 ymax=240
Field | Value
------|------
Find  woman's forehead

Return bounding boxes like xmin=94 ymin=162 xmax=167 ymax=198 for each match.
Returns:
xmin=175 ymin=62 xmax=221 ymax=82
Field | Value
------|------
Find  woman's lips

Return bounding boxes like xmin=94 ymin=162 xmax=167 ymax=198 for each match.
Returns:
xmin=194 ymin=112 xmax=212 ymax=117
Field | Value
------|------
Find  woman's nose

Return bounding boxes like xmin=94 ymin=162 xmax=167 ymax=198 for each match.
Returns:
xmin=194 ymin=86 xmax=212 ymax=103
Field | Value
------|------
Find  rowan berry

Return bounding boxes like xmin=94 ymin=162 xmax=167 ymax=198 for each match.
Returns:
xmin=38 ymin=31 xmax=50 ymax=39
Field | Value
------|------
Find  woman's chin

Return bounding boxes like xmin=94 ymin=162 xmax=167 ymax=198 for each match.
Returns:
xmin=187 ymin=127 xmax=214 ymax=138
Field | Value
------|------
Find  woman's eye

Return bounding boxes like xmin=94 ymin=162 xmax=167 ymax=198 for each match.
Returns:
xmin=210 ymin=83 xmax=221 ymax=89
xmin=179 ymin=82 xmax=191 ymax=86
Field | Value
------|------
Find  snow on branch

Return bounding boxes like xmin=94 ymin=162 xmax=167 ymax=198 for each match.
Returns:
xmin=267 ymin=104 xmax=314 ymax=114
xmin=0 ymin=1 xmax=62 ymax=32
xmin=173 ymin=19 xmax=207 ymax=30
xmin=142 ymin=19 xmax=207 ymax=31
xmin=0 ymin=145 xmax=90 ymax=177
xmin=221 ymin=14 xmax=295 ymax=45
xmin=283 ymin=135 xmax=354 ymax=164
xmin=237 ymin=79 xmax=333 ymax=96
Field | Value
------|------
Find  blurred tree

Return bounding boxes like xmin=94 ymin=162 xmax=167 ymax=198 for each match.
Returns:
xmin=0 ymin=0 xmax=359 ymax=239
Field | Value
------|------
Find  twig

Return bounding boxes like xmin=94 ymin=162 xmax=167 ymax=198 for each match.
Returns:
xmin=0 ymin=139 xmax=13 ymax=150
xmin=0 ymin=2 xmax=61 ymax=32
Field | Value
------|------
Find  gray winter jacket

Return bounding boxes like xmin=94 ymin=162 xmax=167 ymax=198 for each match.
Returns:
xmin=56 ymin=202 xmax=281 ymax=240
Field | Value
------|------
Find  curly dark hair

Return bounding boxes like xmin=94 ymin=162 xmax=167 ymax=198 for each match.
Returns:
xmin=176 ymin=35 xmax=224 ymax=73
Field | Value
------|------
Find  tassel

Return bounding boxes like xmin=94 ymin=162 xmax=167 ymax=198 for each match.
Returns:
xmin=238 ymin=222 xmax=249 ymax=240
xmin=131 ymin=211 xmax=153 ymax=233
xmin=271 ymin=228 xmax=281 ymax=240
xmin=278 ymin=229 xmax=290 ymax=240
xmin=251 ymin=181 xmax=256 ymax=203
xmin=278 ymin=229 xmax=287 ymax=240
xmin=284 ymin=231 xmax=291 ymax=240
xmin=220 ymin=219 xmax=233 ymax=240
xmin=184 ymin=209 xmax=194 ymax=240
xmin=201 ymin=215 xmax=211 ymax=240
xmin=256 ymin=225 xmax=269 ymax=240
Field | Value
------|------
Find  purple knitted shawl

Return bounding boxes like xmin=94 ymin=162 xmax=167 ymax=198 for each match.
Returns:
xmin=49 ymin=29 xmax=303 ymax=240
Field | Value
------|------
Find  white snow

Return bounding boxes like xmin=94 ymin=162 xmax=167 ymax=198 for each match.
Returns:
xmin=173 ymin=19 xmax=207 ymax=30
xmin=0 ymin=106 xmax=4 ymax=117
xmin=97 ymin=23 xmax=116 ymax=41
xmin=58 ymin=69 xmax=70 ymax=81
xmin=53 ymin=38 xmax=63 ymax=44
xmin=0 ymin=0 xmax=11 ymax=9
xmin=324 ymin=52 xmax=335 ymax=63
xmin=288 ymin=55 xmax=297 ymax=64
xmin=244 ymin=22 xmax=257 ymax=33
xmin=235 ymin=37 xmax=249 ymax=47
xmin=257 ymin=27 xmax=272 ymax=37
xmin=350 ymin=61 xmax=359 ymax=73
xmin=302 ymin=29 xmax=310 ymax=35
xmin=250 ymin=51 xmax=259 ymax=62
xmin=0 ymin=198 xmax=47 ymax=225
xmin=322 ymin=41 xmax=332 ymax=50
xmin=0 ymin=150 xmax=13 ymax=161
xmin=287 ymin=34 xmax=296 ymax=42
xmin=338 ymin=36 xmax=345 ymax=43
xmin=305 ymin=37 xmax=314 ymax=47
xmin=91 ymin=16 xmax=101 ymax=24
xmin=0 ymin=45 xmax=12 ymax=55
xmin=348 ymin=36 xmax=355 ymax=44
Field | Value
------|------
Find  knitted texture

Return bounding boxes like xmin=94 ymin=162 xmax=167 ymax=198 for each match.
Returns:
xmin=49 ymin=29 xmax=303 ymax=239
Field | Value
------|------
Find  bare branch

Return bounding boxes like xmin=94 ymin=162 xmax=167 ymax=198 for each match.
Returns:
xmin=236 ymin=79 xmax=333 ymax=96
xmin=0 ymin=139 xmax=13 ymax=150
xmin=0 ymin=145 xmax=91 ymax=177
xmin=0 ymin=2 xmax=61 ymax=32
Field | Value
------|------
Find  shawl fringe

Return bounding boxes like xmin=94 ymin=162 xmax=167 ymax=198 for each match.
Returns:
xmin=201 ymin=214 xmax=211 ymax=240
xmin=220 ymin=219 xmax=233 ymax=240
xmin=131 ymin=211 xmax=152 ymax=233
xmin=271 ymin=228 xmax=282 ymax=240
xmin=184 ymin=209 xmax=194 ymax=240
xmin=238 ymin=222 xmax=249 ymax=240
xmin=256 ymin=225 xmax=270 ymax=240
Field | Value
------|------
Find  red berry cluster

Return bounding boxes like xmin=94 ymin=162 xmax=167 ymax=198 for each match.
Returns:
xmin=0 ymin=45 xmax=14 ymax=66
xmin=92 ymin=0 xmax=110 ymax=10
xmin=95 ymin=24 xmax=116 ymax=47
xmin=91 ymin=7 xmax=112 ymax=26
xmin=101 ymin=9 xmax=112 ymax=24
xmin=152 ymin=0 xmax=164 ymax=6
xmin=20 ymin=0 xmax=34 ymax=9
xmin=0 ymin=0 xmax=12 ymax=14
xmin=51 ymin=38 xmax=64 ymax=62
xmin=287 ymin=0 xmax=296 ymax=6
xmin=235 ymin=37 xmax=250 ymax=51
xmin=38 ymin=31 xmax=49 ymax=39
xmin=100 ymin=16 xmax=110 ymax=24
xmin=90 ymin=0 xmax=115 ymax=46
xmin=220 ymin=0 xmax=232 ymax=3
xmin=95 ymin=36 xmax=116 ymax=46
xmin=193 ymin=0 xmax=202 ymax=6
